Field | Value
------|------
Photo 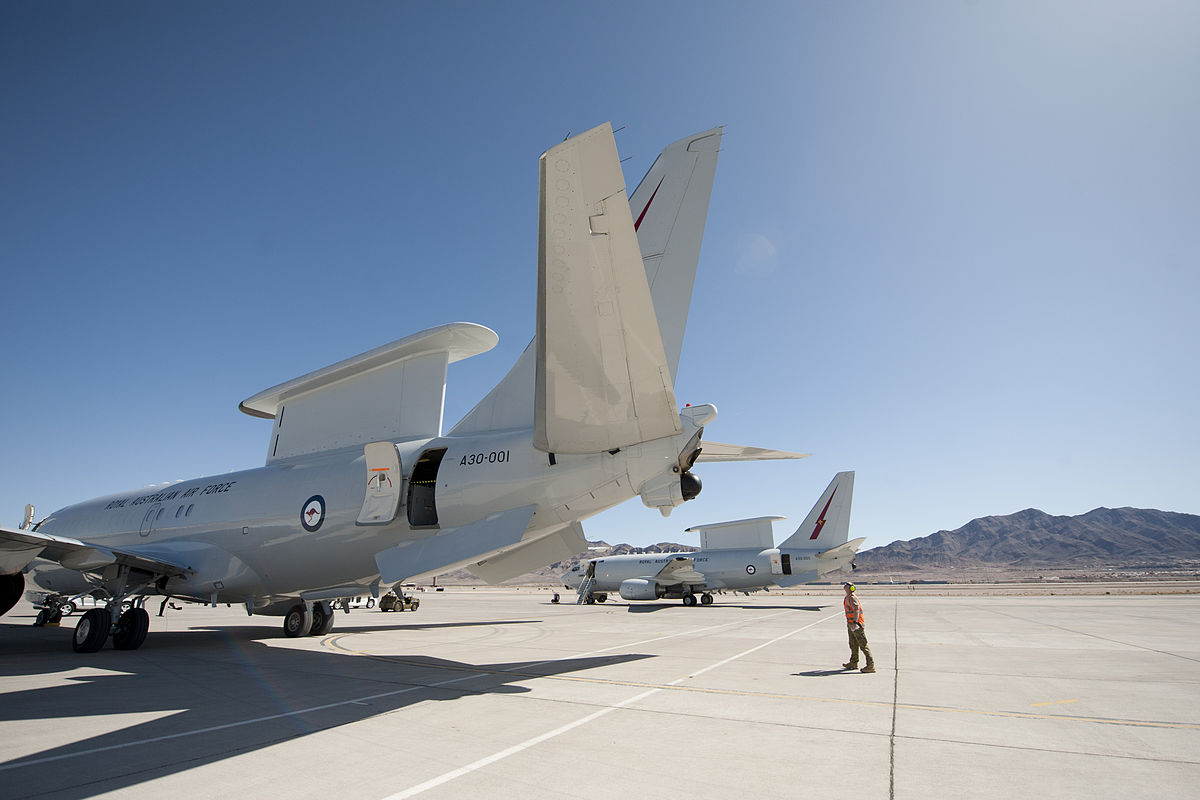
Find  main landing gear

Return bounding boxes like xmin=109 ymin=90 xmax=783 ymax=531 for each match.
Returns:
xmin=681 ymin=592 xmax=714 ymax=607
xmin=70 ymin=600 xmax=151 ymax=653
xmin=283 ymin=601 xmax=336 ymax=638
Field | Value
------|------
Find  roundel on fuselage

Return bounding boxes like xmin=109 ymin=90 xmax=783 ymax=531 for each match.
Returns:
xmin=301 ymin=495 xmax=326 ymax=532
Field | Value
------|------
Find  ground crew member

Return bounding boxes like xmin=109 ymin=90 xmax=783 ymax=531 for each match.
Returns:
xmin=842 ymin=582 xmax=875 ymax=673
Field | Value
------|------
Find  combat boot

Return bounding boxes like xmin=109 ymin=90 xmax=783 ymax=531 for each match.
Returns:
xmin=860 ymin=663 xmax=876 ymax=673
xmin=842 ymin=661 xmax=858 ymax=670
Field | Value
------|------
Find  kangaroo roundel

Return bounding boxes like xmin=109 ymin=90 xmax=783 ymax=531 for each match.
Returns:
xmin=301 ymin=495 xmax=326 ymax=532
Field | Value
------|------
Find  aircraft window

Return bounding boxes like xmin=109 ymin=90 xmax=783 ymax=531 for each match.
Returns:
xmin=156 ymin=508 xmax=165 ymax=520
xmin=186 ymin=504 xmax=194 ymax=517
xmin=175 ymin=506 xmax=183 ymax=518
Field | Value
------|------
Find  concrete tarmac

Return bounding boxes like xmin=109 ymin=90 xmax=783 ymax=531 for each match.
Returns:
xmin=2 ymin=587 xmax=1198 ymax=799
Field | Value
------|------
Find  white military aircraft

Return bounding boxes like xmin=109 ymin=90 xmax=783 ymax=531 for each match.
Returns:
xmin=563 ymin=472 xmax=861 ymax=605
xmin=0 ymin=123 xmax=805 ymax=652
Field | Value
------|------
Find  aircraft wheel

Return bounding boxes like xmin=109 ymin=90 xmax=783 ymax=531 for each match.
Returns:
xmin=113 ymin=608 xmax=150 ymax=650
xmin=700 ymin=593 xmax=713 ymax=605
xmin=309 ymin=601 xmax=335 ymax=636
xmin=283 ymin=604 xmax=312 ymax=638
xmin=73 ymin=608 xmax=112 ymax=653
xmin=34 ymin=609 xmax=48 ymax=627
xmin=594 ymin=593 xmax=608 ymax=603
xmin=0 ymin=572 xmax=24 ymax=616
xmin=682 ymin=594 xmax=697 ymax=607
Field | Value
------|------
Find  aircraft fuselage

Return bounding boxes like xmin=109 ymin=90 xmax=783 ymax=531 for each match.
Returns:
xmin=566 ymin=545 xmax=854 ymax=600
xmin=30 ymin=426 xmax=688 ymax=613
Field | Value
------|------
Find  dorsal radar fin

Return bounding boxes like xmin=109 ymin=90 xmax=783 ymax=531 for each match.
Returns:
xmin=240 ymin=322 xmax=497 ymax=463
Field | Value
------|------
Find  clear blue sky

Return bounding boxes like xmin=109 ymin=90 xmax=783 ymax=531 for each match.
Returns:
xmin=2 ymin=1 xmax=1197 ymax=551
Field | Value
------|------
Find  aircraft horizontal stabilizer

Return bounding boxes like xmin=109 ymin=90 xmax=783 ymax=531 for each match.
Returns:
xmin=374 ymin=505 xmax=536 ymax=585
xmin=693 ymin=441 xmax=810 ymax=462
xmin=0 ymin=525 xmax=193 ymax=578
xmin=818 ymin=537 xmax=866 ymax=560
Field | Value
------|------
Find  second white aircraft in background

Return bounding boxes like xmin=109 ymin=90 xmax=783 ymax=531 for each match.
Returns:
xmin=564 ymin=472 xmax=861 ymax=605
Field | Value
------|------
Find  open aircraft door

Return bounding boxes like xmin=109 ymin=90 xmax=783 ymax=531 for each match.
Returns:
xmin=357 ymin=442 xmax=403 ymax=525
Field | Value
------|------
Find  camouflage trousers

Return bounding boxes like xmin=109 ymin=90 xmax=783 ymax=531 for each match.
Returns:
xmin=847 ymin=624 xmax=873 ymax=666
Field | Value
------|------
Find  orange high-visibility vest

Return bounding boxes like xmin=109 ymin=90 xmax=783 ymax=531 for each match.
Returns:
xmin=844 ymin=595 xmax=864 ymax=626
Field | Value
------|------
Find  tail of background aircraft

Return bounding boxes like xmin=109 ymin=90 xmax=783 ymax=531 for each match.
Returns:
xmin=779 ymin=471 xmax=855 ymax=550
xmin=449 ymin=126 xmax=722 ymax=436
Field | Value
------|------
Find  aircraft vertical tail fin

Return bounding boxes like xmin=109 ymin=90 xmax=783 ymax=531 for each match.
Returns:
xmin=779 ymin=471 xmax=855 ymax=550
xmin=632 ymin=127 xmax=722 ymax=383
xmin=450 ymin=125 xmax=721 ymax=438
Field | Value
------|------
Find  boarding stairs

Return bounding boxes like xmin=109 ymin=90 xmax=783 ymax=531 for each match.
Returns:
xmin=575 ymin=573 xmax=597 ymax=604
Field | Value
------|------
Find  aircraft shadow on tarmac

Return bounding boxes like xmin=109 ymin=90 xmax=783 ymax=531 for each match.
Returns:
xmin=0 ymin=621 xmax=652 ymax=799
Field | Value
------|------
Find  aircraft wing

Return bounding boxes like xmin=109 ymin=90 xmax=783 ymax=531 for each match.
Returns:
xmin=0 ymin=525 xmax=193 ymax=578
xmin=693 ymin=441 xmax=810 ymax=462
xmin=651 ymin=556 xmax=706 ymax=584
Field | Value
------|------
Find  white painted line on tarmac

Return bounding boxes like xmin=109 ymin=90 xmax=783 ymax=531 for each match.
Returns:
xmin=519 ymin=608 xmax=799 ymax=671
xmin=380 ymin=612 xmax=840 ymax=800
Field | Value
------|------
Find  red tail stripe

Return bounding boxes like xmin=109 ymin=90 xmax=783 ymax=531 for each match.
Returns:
xmin=634 ymin=177 xmax=664 ymax=232
xmin=809 ymin=486 xmax=838 ymax=540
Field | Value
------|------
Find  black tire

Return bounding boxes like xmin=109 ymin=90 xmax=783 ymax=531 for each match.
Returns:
xmin=283 ymin=604 xmax=312 ymax=638
xmin=700 ymin=593 xmax=713 ymax=605
xmin=113 ymin=608 xmax=150 ymax=650
xmin=309 ymin=601 xmax=335 ymax=636
xmin=34 ymin=609 xmax=48 ymax=627
xmin=73 ymin=608 xmax=111 ymax=653
xmin=682 ymin=594 xmax=697 ymax=607
xmin=0 ymin=572 xmax=23 ymax=617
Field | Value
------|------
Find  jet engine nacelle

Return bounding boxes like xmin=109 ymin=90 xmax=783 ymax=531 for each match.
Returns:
xmin=619 ymin=578 xmax=662 ymax=601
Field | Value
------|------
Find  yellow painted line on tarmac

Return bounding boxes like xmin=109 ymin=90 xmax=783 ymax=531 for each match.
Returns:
xmin=320 ymin=635 xmax=1198 ymax=731
xmin=1032 ymin=698 xmax=1079 ymax=707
